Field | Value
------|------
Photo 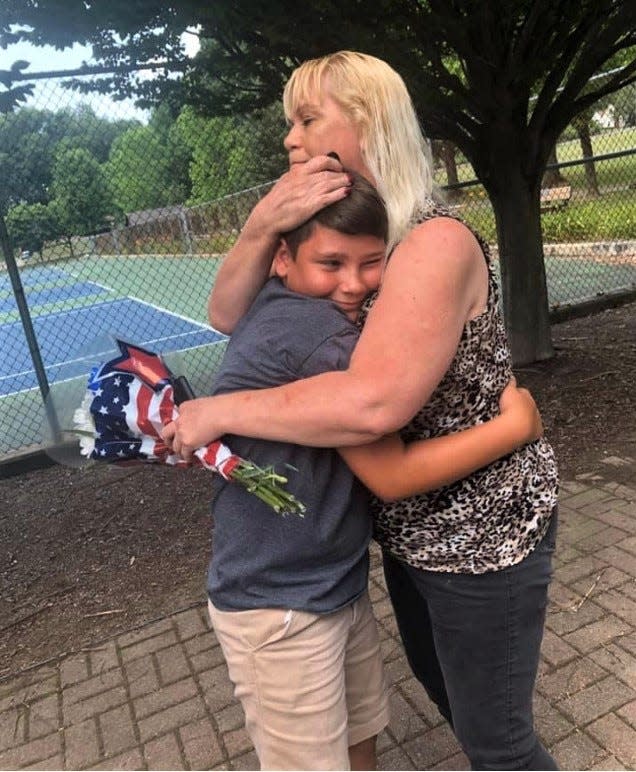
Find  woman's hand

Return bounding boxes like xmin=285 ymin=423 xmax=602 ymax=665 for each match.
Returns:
xmin=498 ymin=379 xmax=543 ymax=444
xmin=208 ymin=154 xmax=351 ymax=333
xmin=249 ymin=154 xmax=352 ymax=236
xmin=162 ymin=397 xmax=224 ymax=462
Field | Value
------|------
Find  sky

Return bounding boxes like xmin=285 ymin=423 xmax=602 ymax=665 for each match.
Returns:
xmin=2 ymin=32 xmax=200 ymax=122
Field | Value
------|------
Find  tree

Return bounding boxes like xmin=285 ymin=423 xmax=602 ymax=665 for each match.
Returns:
xmin=5 ymin=201 xmax=60 ymax=256
xmin=106 ymin=122 xmax=190 ymax=212
xmin=50 ymin=147 xmax=119 ymax=237
xmin=4 ymin=1 xmax=635 ymax=363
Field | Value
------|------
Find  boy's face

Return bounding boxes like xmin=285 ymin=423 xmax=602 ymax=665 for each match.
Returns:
xmin=274 ymin=224 xmax=385 ymax=321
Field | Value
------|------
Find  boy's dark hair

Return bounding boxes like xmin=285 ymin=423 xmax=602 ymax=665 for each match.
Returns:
xmin=282 ymin=170 xmax=388 ymax=257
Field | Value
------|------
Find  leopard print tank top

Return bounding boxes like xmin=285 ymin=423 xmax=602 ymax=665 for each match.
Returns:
xmin=358 ymin=209 xmax=559 ymax=574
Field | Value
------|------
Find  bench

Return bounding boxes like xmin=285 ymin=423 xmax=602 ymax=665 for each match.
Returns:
xmin=540 ymin=185 xmax=572 ymax=212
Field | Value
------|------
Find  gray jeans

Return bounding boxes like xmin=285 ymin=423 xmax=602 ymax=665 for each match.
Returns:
xmin=382 ymin=512 xmax=558 ymax=770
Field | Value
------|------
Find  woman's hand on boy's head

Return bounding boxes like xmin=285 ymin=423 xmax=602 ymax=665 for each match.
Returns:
xmin=498 ymin=380 xmax=543 ymax=444
xmin=252 ymin=154 xmax=351 ymax=237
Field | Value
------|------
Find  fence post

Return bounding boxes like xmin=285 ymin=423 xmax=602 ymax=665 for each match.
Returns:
xmin=178 ymin=209 xmax=193 ymax=255
xmin=0 ymin=215 xmax=61 ymax=442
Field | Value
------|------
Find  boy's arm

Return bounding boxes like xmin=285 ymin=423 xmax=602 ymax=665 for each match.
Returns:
xmin=339 ymin=382 xmax=542 ymax=502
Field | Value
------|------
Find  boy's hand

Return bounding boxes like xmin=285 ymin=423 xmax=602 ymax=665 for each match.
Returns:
xmin=498 ymin=379 xmax=543 ymax=444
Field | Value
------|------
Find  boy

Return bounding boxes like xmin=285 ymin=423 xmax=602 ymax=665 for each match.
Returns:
xmin=204 ymin=173 xmax=541 ymax=771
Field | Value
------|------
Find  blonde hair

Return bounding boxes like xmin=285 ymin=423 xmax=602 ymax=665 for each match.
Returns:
xmin=283 ymin=51 xmax=435 ymax=250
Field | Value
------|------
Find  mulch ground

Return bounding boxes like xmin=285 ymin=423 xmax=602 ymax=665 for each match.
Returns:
xmin=1 ymin=301 xmax=635 ymax=679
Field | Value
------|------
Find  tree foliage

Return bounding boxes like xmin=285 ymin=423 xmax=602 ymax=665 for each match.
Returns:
xmin=3 ymin=1 xmax=635 ymax=362
xmin=5 ymin=201 xmax=60 ymax=255
xmin=50 ymin=147 xmax=119 ymax=236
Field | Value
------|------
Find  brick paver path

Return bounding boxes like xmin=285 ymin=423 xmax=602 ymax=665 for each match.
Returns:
xmin=1 ymin=464 xmax=635 ymax=770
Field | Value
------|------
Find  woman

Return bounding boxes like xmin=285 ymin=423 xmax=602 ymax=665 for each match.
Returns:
xmin=165 ymin=51 xmax=559 ymax=770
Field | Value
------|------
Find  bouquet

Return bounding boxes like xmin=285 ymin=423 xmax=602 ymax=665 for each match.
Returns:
xmin=72 ymin=339 xmax=305 ymax=516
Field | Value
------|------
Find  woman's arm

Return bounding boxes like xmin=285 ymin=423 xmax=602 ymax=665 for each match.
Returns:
xmin=166 ymin=218 xmax=488 ymax=457
xmin=339 ymin=382 xmax=542 ymax=502
xmin=208 ymin=156 xmax=351 ymax=333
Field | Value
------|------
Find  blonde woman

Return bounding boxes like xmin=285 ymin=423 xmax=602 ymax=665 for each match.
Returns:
xmin=165 ymin=51 xmax=558 ymax=770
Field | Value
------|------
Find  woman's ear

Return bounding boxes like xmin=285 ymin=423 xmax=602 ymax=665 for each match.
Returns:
xmin=273 ymin=238 xmax=292 ymax=280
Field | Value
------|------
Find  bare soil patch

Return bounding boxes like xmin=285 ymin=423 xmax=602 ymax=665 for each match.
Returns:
xmin=1 ymin=302 xmax=635 ymax=678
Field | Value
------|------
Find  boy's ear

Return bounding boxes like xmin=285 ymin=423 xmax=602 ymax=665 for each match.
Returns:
xmin=273 ymin=238 xmax=293 ymax=279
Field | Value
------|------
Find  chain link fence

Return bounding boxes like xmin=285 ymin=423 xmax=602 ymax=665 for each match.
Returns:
xmin=1 ymin=71 xmax=635 ymax=459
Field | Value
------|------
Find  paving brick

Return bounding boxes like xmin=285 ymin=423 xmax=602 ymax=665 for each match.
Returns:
xmin=59 ymin=654 xmax=89 ymax=687
xmin=559 ymin=481 xmax=590 ymax=495
xmin=533 ymin=694 xmax=574 ymax=746
xmin=183 ymin=630 xmax=219 ymax=658
xmin=0 ymin=671 xmax=57 ymax=713
xmin=620 ymin=535 xmax=636 ymax=556
xmin=173 ymin=606 xmax=208 ymax=641
xmin=99 ymin=703 xmax=137 ymax=756
xmin=576 ymin=526 xmax=629 ymax=552
xmin=588 ymin=754 xmax=627 ymax=771
xmin=125 ymin=656 xmax=159 ymax=699
xmin=617 ymin=631 xmax=636 ymax=657
xmin=380 ymin=635 xmax=405 ymax=663
xmin=397 ymin=678 xmax=446 ymax=728
xmin=90 ymin=747 xmax=144 ymax=770
xmin=594 ymin=509 xmax=636 ymax=534
xmin=555 ymin=555 xmax=608 ymax=586
xmin=402 ymin=723 xmax=461 ymax=769
xmin=587 ymin=713 xmax=636 ymax=768
xmin=199 ymin=666 xmax=235 ymax=713
xmin=215 ymin=704 xmax=244 ymax=734
xmin=617 ymin=699 xmax=636 ymax=727
xmin=594 ymin=587 xmax=636 ymax=625
xmin=377 ymin=728 xmax=395 ymax=753
xmin=222 ymin=725 xmax=253 ymax=758
xmin=551 ymin=731 xmax=605 ymax=771
xmin=546 ymin=599 xmax=605 ymax=636
xmin=0 ymin=732 xmax=61 ymax=770
xmin=179 ymin=716 xmax=225 ymax=770
xmin=88 ymin=642 xmax=119 ymax=675
xmin=377 ymin=745 xmax=416 ymax=770
xmin=558 ymin=675 xmax=635 ymax=725
xmin=120 ymin=630 xmax=179 ymax=663
xmin=384 ymin=655 xmax=413 ymax=687
xmin=387 ymin=691 xmax=427 ymax=744
xmin=64 ymin=718 xmax=100 ymax=770
xmin=563 ymin=615 xmax=631 ymax=654
xmin=143 ymin=730 xmax=185 ymax=770
xmin=570 ymin=567 xmax=632 ymax=597
xmin=27 ymin=693 xmax=59 ymax=740
xmin=117 ymin=619 xmax=173 ymax=648
xmin=190 ymin=645 xmax=227 ymax=674
xmin=596 ymin=547 xmax=636 ymax=579
xmin=373 ymin=598 xmax=395 ymax=620
xmin=63 ymin=667 xmax=122 ymax=706
xmin=589 ymin=643 xmax=636 ymax=689
xmin=134 ymin=676 xmax=198 ymax=720
xmin=63 ymin=685 xmax=128 ymax=725
xmin=0 ymin=707 xmax=23 ymax=748
xmin=21 ymin=752 xmax=65 ymax=770
xmin=430 ymin=750 xmax=470 ymax=770
xmin=548 ymin=580 xmax=581 ymax=610
xmin=227 ymin=748 xmax=259 ymax=770
xmin=536 ymin=658 xmax=607 ymax=701
xmin=137 ymin=695 xmax=206 ymax=743
xmin=156 ymin=644 xmax=191 ymax=685
xmin=562 ymin=487 xmax=614 ymax=509
xmin=540 ymin=628 xmax=578 ymax=667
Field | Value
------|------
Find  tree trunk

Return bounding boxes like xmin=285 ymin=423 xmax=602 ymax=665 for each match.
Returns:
xmin=489 ymin=175 xmax=554 ymax=365
xmin=542 ymin=145 xmax=569 ymax=188
xmin=576 ymin=121 xmax=600 ymax=196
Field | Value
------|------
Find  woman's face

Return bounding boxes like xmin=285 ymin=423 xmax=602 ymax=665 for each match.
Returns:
xmin=284 ymin=88 xmax=374 ymax=183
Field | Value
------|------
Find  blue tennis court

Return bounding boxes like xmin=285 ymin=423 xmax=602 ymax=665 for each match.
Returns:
xmin=1 ymin=266 xmax=226 ymax=396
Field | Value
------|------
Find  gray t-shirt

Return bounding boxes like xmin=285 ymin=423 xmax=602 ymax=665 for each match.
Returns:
xmin=207 ymin=278 xmax=371 ymax=613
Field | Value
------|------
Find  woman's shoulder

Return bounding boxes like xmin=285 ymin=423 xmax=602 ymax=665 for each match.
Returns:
xmin=397 ymin=213 xmax=485 ymax=273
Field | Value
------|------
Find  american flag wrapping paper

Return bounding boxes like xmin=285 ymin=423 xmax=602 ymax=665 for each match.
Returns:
xmin=73 ymin=339 xmax=305 ymax=515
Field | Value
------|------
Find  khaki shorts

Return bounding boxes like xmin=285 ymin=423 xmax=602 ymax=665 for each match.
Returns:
xmin=208 ymin=591 xmax=389 ymax=771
